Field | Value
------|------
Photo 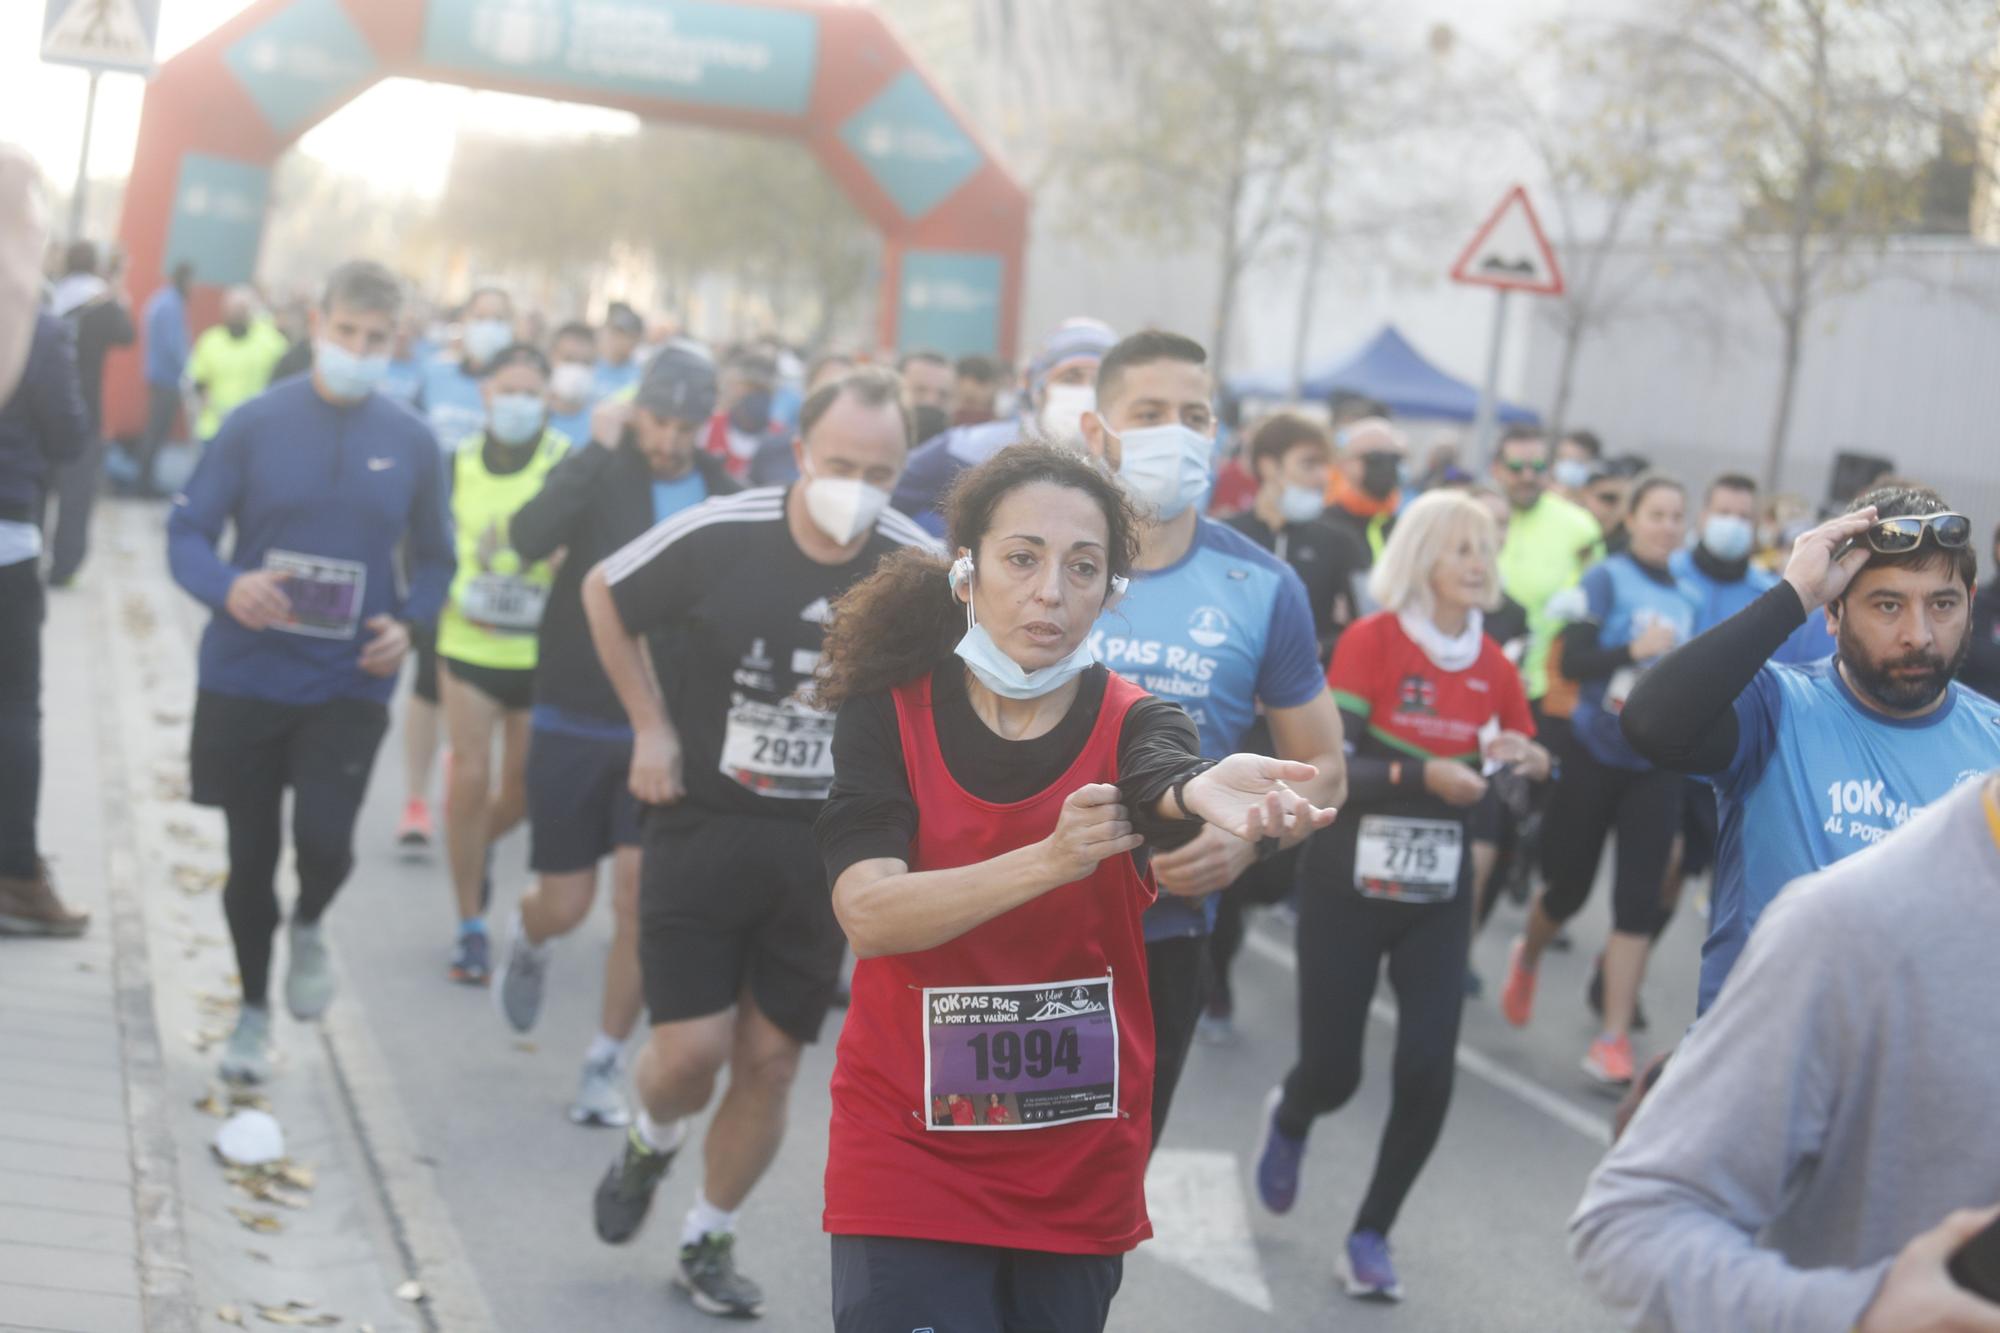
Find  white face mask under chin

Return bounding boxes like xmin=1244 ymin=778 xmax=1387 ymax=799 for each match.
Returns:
xmin=948 ymin=552 xmax=1127 ymax=701
xmin=801 ymin=470 xmax=891 ymax=545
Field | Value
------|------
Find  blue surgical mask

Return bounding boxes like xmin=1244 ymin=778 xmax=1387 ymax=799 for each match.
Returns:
xmin=1279 ymin=484 xmax=1325 ymax=524
xmin=1701 ymin=513 xmax=1755 ymax=562
xmin=464 ymin=318 xmax=513 ymax=367
xmin=315 ymin=339 xmax=389 ymax=402
xmin=948 ymin=553 xmax=1126 ymax=700
xmin=1115 ymin=423 xmax=1212 ymax=519
xmin=488 ymin=393 xmax=545 ymax=446
xmin=1553 ymin=459 xmax=1593 ymax=491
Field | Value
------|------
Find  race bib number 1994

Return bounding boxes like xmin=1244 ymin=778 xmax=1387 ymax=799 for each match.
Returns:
xmin=922 ymin=977 xmax=1118 ymax=1131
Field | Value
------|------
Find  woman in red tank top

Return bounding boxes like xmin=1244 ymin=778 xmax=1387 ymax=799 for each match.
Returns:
xmin=812 ymin=442 xmax=1336 ymax=1333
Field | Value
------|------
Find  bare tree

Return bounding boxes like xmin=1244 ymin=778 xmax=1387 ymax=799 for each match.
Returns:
xmin=1628 ymin=0 xmax=1999 ymax=490
xmin=1049 ymin=0 xmax=1367 ymax=377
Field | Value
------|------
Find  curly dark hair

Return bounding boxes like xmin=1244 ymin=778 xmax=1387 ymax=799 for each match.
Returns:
xmin=814 ymin=439 xmax=1140 ymax=708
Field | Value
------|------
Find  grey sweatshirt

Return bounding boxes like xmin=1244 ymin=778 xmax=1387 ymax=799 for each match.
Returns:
xmin=1570 ymin=774 xmax=2000 ymax=1333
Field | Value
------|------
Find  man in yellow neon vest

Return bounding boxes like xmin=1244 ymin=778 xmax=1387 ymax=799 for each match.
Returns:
xmin=437 ymin=342 xmax=569 ymax=985
xmin=188 ymin=287 xmax=288 ymax=440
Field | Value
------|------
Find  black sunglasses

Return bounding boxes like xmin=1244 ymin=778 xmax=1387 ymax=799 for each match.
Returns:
xmin=1859 ymin=512 xmax=1972 ymax=554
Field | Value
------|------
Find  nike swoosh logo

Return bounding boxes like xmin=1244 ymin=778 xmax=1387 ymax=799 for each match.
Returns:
xmin=367 ymin=457 xmax=395 ymax=471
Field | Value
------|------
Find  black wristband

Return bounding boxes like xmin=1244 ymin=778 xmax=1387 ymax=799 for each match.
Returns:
xmin=1170 ymin=760 xmax=1218 ymax=822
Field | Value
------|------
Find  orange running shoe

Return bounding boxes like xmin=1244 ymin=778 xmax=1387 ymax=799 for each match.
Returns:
xmin=397 ymin=796 xmax=433 ymax=850
xmin=1499 ymin=938 xmax=1538 ymax=1028
xmin=1583 ymin=1033 xmax=1636 ymax=1088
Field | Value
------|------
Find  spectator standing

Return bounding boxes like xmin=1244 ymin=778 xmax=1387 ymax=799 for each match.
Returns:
xmin=137 ymin=260 xmax=193 ymax=498
xmin=45 ymin=240 xmax=134 ymax=586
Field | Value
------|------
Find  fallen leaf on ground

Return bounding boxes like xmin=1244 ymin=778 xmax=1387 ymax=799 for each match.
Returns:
xmin=512 ymin=1040 xmax=537 ymax=1054
xmin=155 ymin=710 xmax=187 ymax=726
xmin=246 ymin=1249 xmax=272 ymax=1264
xmin=217 ymin=1305 xmax=245 ymax=1326
xmin=172 ymin=865 xmax=226 ymax=896
xmin=394 ymin=1279 xmax=423 ymax=1302
xmin=254 ymin=1302 xmax=339 ymax=1327
xmin=227 ymin=1206 xmax=283 ymax=1234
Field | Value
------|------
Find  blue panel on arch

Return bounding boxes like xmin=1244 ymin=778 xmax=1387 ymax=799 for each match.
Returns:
xmin=898 ymin=251 xmax=1002 ymax=358
xmin=422 ymin=0 xmax=819 ymax=116
xmin=222 ymin=0 xmax=380 ymax=138
xmin=839 ymin=70 xmax=984 ymax=220
xmin=163 ymin=154 xmax=271 ymax=288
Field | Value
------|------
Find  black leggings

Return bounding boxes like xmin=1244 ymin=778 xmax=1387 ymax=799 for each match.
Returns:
xmin=1206 ymin=846 xmax=1298 ymax=1016
xmin=193 ymin=693 xmax=388 ymax=1006
xmin=1145 ymin=934 xmax=1209 ymax=1148
xmin=831 ymin=1235 xmax=1122 ymax=1333
xmin=1537 ymin=746 xmax=1684 ymax=936
xmin=1276 ymin=827 xmax=1471 ymax=1237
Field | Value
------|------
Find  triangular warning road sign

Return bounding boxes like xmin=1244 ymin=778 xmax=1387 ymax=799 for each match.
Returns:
xmin=42 ymin=0 xmax=159 ymax=76
xmin=1450 ymin=185 xmax=1565 ymax=296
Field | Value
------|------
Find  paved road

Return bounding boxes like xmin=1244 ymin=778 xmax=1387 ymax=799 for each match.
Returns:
xmin=124 ymin=502 xmax=1705 ymax=1331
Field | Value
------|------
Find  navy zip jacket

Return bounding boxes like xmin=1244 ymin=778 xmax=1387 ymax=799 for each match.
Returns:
xmin=0 ymin=313 xmax=88 ymax=520
xmin=167 ymin=375 xmax=455 ymax=705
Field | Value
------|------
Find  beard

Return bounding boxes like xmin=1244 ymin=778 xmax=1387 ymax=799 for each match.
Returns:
xmin=1836 ymin=616 xmax=1970 ymax=712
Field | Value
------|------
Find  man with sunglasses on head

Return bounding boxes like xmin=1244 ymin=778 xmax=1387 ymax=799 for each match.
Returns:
xmin=1622 ymin=486 xmax=2000 ymax=1014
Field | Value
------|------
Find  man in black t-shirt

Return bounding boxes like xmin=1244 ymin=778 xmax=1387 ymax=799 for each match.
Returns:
xmin=579 ymin=366 xmax=935 ymax=1320
xmin=1224 ymin=412 xmax=1370 ymax=665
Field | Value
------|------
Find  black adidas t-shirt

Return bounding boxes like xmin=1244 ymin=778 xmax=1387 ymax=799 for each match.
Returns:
xmin=602 ymin=485 xmax=936 ymax=823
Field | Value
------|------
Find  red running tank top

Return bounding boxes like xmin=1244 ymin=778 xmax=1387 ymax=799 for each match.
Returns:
xmin=822 ymin=670 xmax=1158 ymax=1255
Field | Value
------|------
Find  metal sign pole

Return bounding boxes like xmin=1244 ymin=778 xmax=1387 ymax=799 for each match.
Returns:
xmin=69 ymin=68 xmax=102 ymax=240
xmin=1471 ymin=288 xmax=1509 ymax=463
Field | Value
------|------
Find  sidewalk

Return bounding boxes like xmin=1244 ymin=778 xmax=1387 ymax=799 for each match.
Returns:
xmin=3 ymin=500 xmax=486 ymax=1333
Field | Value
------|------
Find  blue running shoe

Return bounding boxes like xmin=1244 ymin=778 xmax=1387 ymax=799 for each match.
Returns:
xmin=1343 ymin=1230 xmax=1403 ymax=1302
xmin=1254 ymin=1086 xmax=1305 ymax=1215
xmin=449 ymin=927 xmax=491 ymax=986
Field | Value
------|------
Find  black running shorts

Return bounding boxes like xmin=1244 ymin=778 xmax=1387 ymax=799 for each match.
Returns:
xmin=526 ymin=726 xmax=641 ymax=874
xmin=638 ymin=811 xmax=843 ymax=1045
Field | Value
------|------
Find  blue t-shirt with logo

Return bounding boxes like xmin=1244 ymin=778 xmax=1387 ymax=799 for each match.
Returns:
xmin=1669 ymin=548 xmax=1830 ymax=665
xmin=1700 ymin=660 xmax=2000 ymax=1012
xmin=1091 ymin=518 xmax=1324 ymax=941
xmin=419 ymin=359 xmax=487 ymax=454
xmin=595 ymin=358 xmax=642 ymax=401
xmin=1572 ymin=555 xmax=1702 ymax=771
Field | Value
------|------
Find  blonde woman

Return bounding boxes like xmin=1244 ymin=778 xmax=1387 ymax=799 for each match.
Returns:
xmin=1254 ymin=490 xmax=1551 ymax=1301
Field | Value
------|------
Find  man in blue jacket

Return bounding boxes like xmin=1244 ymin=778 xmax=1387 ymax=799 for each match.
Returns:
xmin=136 ymin=261 xmax=192 ymax=497
xmin=0 ymin=310 xmax=91 ymax=937
xmin=168 ymin=260 xmax=454 ymax=1085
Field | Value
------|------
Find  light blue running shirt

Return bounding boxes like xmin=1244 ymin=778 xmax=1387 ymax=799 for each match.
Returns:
xmin=1701 ymin=658 xmax=2000 ymax=1011
xmin=1090 ymin=518 xmax=1323 ymax=941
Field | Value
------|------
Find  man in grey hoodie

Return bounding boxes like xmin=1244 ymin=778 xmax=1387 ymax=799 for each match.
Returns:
xmin=1571 ymin=772 xmax=2000 ymax=1332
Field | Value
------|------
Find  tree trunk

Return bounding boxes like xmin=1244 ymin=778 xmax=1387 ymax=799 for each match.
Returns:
xmin=1210 ymin=172 xmax=1245 ymax=382
xmin=1761 ymin=304 xmax=1805 ymax=495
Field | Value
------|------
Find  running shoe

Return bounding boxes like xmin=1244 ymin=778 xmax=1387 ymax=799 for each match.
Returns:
xmin=448 ymin=929 xmax=491 ymax=986
xmin=396 ymin=797 xmax=433 ymax=854
xmin=1583 ymin=1033 xmax=1636 ymax=1089
xmin=494 ymin=911 xmax=549 ymax=1033
xmin=1585 ymin=957 xmax=1649 ymax=1033
xmin=1343 ymin=1230 xmax=1404 ymax=1302
xmin=1254 ymin=1086 xmax=1305 ymax=1215
xmin=676 ymin=1231 xmax=766 ymax=1319
xmin=570 ymin=1053 xmax=631 ymax=1128
xmin=0 ymin=860 xmax=89 ymax=937
xmin=218 ymin=1004 xmax=272 ymax=1085
xmin=284 ymin=919 xmax=336 ymax=1021
xmin=593 ymin=1126 xmax=678 ymax=1244
xmin=1499 ymin=938 xmax=1537 ymax=1028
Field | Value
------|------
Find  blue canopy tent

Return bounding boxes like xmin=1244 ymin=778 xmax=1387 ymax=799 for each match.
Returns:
xmin=1228 ymin=325 xmax=1540 ymax=425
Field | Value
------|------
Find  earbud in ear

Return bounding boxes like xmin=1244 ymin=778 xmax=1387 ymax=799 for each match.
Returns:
xmin=948 ymin=552 xmax=974 ymax=597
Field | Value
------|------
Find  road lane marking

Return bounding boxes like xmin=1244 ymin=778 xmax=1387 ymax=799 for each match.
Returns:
xmin=1138 ymin=1148 xmax=1275 ymax=1312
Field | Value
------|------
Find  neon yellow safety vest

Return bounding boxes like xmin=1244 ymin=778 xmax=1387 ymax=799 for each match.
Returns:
xmin=438 ymin=429 xmax=568 ymax=671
